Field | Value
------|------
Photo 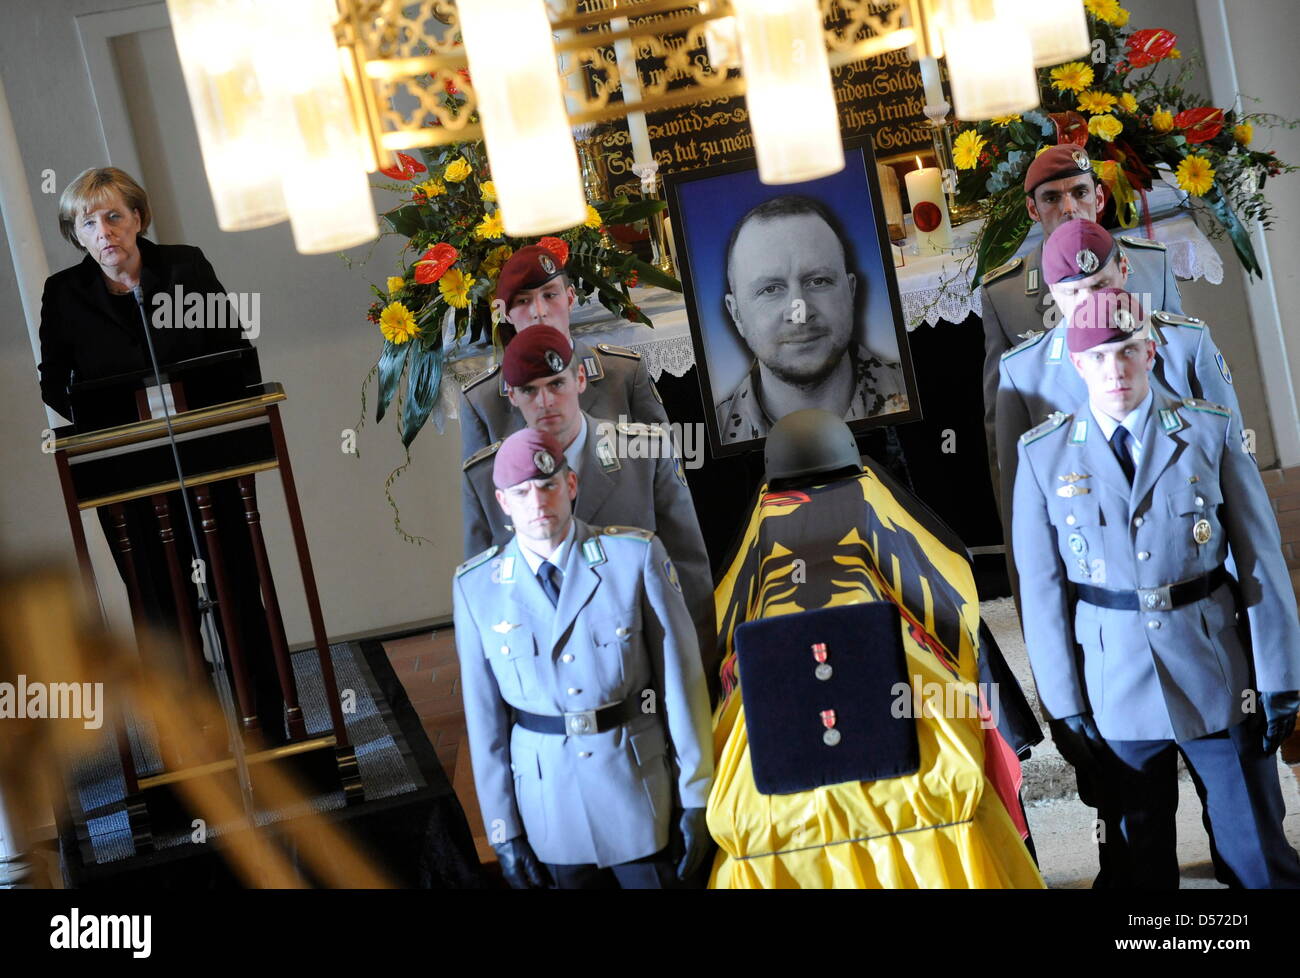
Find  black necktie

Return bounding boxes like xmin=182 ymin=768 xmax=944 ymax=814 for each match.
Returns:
xmin=1110 ymin=424 xmax=1136 ymax=484
xmin=538 ymin=560 xmax=562 ymax=607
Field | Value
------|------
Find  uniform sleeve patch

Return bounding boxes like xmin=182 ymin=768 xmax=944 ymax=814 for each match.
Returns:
xmin=1214 ymin=352 xmax=1233 ymax=384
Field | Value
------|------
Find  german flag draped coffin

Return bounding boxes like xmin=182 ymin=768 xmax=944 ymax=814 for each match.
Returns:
xmin=707 ymin=468 xmax=1045 ymax=888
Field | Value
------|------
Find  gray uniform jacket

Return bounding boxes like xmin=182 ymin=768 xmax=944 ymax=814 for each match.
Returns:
xmin=452 ymin=520 xmax=714 ymax=867
xmin=462 ymin=412 xmax=718 ymax=684
xmin=458 ymin=340 xmax=670 ymax=463
xmin=981 ymin=235 xmax=1182 ymax=502
xmin=996 ymin=311 xmax=1240 ymax=599
xmin=1012 ymin=393 xmax=1300 ymax=742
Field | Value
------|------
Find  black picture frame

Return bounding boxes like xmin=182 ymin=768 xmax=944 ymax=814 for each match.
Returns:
xmin=663 ymin=134 xmax=921 ymax=459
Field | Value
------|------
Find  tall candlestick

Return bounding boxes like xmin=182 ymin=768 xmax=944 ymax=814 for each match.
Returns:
xmin=904 ymin=157 xmax=953 ymax=256
xmin=919 ymin=56 xmax=944 ymax=110
xmin=612 ymin=17 xmax=653 ymax=168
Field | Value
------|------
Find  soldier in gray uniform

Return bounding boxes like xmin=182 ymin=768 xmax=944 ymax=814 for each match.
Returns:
xmin=982 ymin=144 xmax=1183 ymax=499
xmin=458 ymin=244 xmax=669 ymax=464
xmin=462 ymin=325 xmax=719 ymax=696
xmin=453 ymin=427 xmax=714 ymax=888
xmin=1012 ymin=288 xmax=1300 ymax=888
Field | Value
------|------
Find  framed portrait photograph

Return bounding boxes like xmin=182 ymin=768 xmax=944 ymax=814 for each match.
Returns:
xmin=663 ymin=134 xmax=921 ymax=459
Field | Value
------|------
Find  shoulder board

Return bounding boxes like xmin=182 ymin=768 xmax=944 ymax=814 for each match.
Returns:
xmin=455 ymin=545 xmax=499 ymax=577
xmin=1000 ymin=329 xmax=1046 ymax=360
xmin=615 ymin=420 xmax=667 ymax=438
xmin=597 ymin=343 xmax=641 ymax=360
xmin=980 ymin=257 xmax=1022 ymax=287
xmin=1020 ymin=411 xmax=1070 ymax=445
xmin=460 ymin=362 xmax=500 ymax=393
xmin=1182 ymin=397 xmax=1231 ymax=418
xmin=462 ymin=440 xmax=501 ymax=471
xmin=601 ymin=525 xmax=654 ymax=543
xmin=1152 ymin=310 xmax=1205 ymax=328
xmin=1119 ymin=235 xmax=1167 ymax=251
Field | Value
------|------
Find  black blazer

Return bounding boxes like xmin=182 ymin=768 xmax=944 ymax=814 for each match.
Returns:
xmin=38 ymin=236 xmax=258 ymax=419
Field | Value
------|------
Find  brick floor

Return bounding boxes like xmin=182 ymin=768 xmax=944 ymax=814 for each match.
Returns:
xmin=382 ymin=628 xmax=495 ymax=864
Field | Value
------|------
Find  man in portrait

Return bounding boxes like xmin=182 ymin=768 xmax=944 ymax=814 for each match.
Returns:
xmin=715 ymin=194 xmax=908 ymax=444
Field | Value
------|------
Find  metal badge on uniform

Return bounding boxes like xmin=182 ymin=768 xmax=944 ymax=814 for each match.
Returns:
xmin=1193 ymin=519 xmax=1213 ymax=545
xmin=663 ymin=558 xmax=681 ymax=593
xmin=582 ymin=355 xmax=602 ymax=380
xmin=1076 ymin=249 xmax=1099 ymax=274
xmin=500 ymin=556 xmax=516 ymax=583
xmin=533 ymin=449 xmax=555 ymax=474
xmin=1072 ymin=149 xmax=1090 ymax=170
xmin=1112 ymin=307 xmax=1135 ymax=332
xmin=539 ymin=253 xmax=557 ymax=275
xmin=1047 ymin=334 xmax=1065 ymax=362
xmin=1215 ymin=352 xmax=1233 ymax=385
xmin=1058 ymin=472 xmax=1090 ymax=483
xmin=1057 ymin=484 xmax=1091 ymax=497
xmin=1068 ymin=533 xmax=1088 ymax=556
xmin=812 ymin=642 xmax=832 ymax=681
xmin=1160 ymin=408 xmax=1183 ymax=433
xmin=596 ymin=438 xmax=621 ymax=473
xmin=821 ymin=710 xmax=841 ymax=746
xmin=582 ymin=537 xmax=606 ymax=566
xmin=1070 ymin=420 xmax=1089 ymax=444
xmin=544 ymin=349 xmax=564 ymax=373
xmin=1025 ymin=267 xmax=1040 ymax=295
xmin=491 ymin=620 xmax=520 ymax=633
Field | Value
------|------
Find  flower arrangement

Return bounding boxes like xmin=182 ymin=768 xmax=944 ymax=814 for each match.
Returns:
xmin=954 ymin=1 xmax=1296 ymax=285
xmin=362 ymin=76 xmax=678 ymax=450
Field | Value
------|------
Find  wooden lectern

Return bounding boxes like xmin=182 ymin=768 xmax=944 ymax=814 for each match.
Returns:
xmin=51 ymin=380 xmax=363 ymax=849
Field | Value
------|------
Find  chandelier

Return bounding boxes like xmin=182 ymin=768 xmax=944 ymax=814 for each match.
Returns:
xmin=165 ymin=0 xmax=1089 ymax=252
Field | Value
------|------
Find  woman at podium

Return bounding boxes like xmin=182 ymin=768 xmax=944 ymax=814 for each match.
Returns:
xmin=36 ymin=166 xmax=286 ymax=744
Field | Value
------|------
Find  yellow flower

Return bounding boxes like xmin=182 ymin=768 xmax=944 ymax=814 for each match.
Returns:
xmin=1050 ymin=61 xmax=1094 ymax=94
xmin=418 ymin=179 xmax=446 ymax=198
xmin=953 ymin=129 xmax=987 ymax=170
xmin=1118 ymin=92 xmax=1139 ymax=114
xmin=474 ymin=210 xmax=505 ymax=240
xmin=480 ymin=181 xmax=497 ymax=202
xmin=1077 ymin=90 xmax=1119 ymax=115
xmin=991 ymin=114 xmax=1021 ymax=127
xmin=583 ymin=204 xmax=603 ymax=229
xmin=1112 ymin=7 xmax=1130 ymax=26
xmin=1094 ymin=160 xmax=1119 ymax=184
xmin=1234 ymin=123 xmax=1253 ymax=146
xmin=1170 ymin=48 xmax=1182 ymax=59
xmin=1152 ymin=106 xmax=1175 ymax=132
xmin=1175 ymin=155 xmax=1216 ymax=196
xmin=481 ymin=245 xmax=513 ymax=280
xmin=1088 ymin=114 xmax=1124 ymax=142
xmin=379 ymin=302 xmax=419 ymax=344
xmin=386 ymin=276 xmax=406 ymax=294
xmin=1084 ymin=0 xmax=1121 ymax=22
xmin=444 ymin=157 xmax=472 ymax=182
xmin=439 ymin=268 xmax=475 ymax=308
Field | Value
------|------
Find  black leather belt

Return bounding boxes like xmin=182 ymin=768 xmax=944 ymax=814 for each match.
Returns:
xmin=514 ymin=696 xmax=639 ymax=736
xmin=1075 ymin=565 xmax=1230 ymax=612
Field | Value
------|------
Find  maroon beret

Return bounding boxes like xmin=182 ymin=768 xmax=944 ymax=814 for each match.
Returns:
xmin=1043 ymin=219 xmax=1116 ymax=285
xmin=1024 ymin=143 xmax=1094 ymax=195
xmin=1067 ymin=287 xmax=1148 ymax=353
xmin=502 ymin=325 xmax=573 ymax=387
xmin=497 ymin=244 xmax=565 ymax=312
xmin=493 ymin=427 xmax=567 ymax=490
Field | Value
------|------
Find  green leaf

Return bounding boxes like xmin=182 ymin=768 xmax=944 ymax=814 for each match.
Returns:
xmin=383 ymin=205 xmax=426 ymax=238
xmin=401 ymin=343 xmax=445 ymax=448
xmin=625 ymin=256 xmax=681 ymax=292
xmin=375 ymin=339 xmax=410 ymax=424
xmin=1206 ymin=183 xmax=1261 ymax=278
xmin=599 ymin=198 xmax=667 ymax=224
xmin=973 ymin=199 xmax=1033 ymax=286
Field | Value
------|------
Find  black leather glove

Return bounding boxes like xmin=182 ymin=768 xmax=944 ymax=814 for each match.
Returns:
xmin=493 ymin=837 xmax=551 ymax=889
xmin=675 ymin=807 xmax=714 ymax=881
xmin=1261 ymin=691 xmax=1300 ymax=756
xmin=1049 ymin=713 xmax=1107 ymax=774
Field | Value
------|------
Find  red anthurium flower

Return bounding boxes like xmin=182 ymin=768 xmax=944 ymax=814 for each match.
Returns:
xmin=379 ymin=152 xmax=428 ymax=180
xmin=1049 ymin=111 xmax=1089 ymax=147
xmin=414 ymin=243 xmax=458 ymax=284
xmin=1174 ymin=106 xmax=1225 ymax=144
xmin=537 ymin=236 xmax=570 ymax=266
xmin=1126 ymin=29 xmax=1178 ymax=68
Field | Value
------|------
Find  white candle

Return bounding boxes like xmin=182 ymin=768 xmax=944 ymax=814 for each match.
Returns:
xmin=919 ymin=56 xmax=944 ymax=109
xmin=613 ymin=17 xmax=654 ymax=168
xmin=904 ymin=158 xmax=953 ymax=255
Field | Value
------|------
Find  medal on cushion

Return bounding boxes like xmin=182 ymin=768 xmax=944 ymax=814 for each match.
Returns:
xmin=812 ymin=642 xmax=832 ymax=681
xmin=821 ymin=709 xmax=841 ymax=746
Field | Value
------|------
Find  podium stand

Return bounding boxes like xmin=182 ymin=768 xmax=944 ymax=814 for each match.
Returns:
xmin=51 ymin=382 xmax=363 ymax=849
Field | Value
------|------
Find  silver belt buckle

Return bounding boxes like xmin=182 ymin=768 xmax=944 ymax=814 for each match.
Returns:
xmin=1137 ymin=584 xmax=1172 ymax=611
xmin=565 ymin=709 xmax=599 ymax=735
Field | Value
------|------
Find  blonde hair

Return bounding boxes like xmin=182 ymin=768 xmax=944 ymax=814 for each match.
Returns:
xmin=58 ymin=167 xmax=151 ymax=251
